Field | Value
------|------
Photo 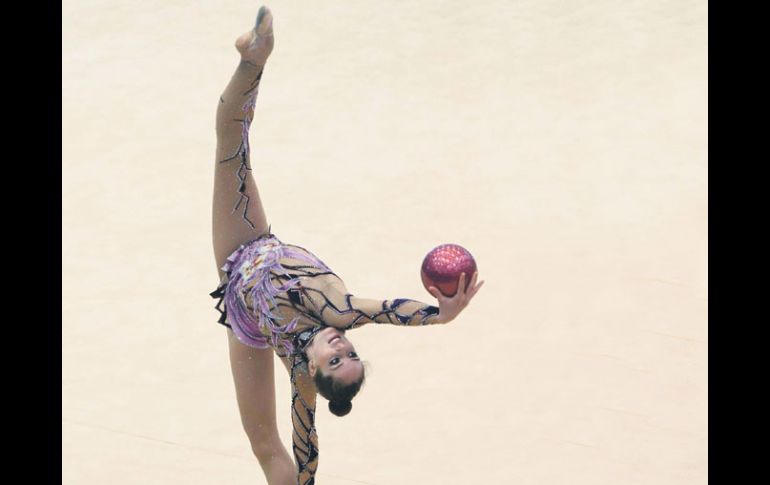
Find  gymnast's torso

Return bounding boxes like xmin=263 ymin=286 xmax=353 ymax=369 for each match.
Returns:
xmin=210 ymin=229 xmax=348 ymax=357
xmin=211 ymin=227 xmax=443 ymax=358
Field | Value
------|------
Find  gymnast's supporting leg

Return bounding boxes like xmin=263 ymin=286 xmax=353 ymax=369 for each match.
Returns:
xmin=228 ymin=329 xmax=296 ymax=485
xmin=211 ymin=5 xmax=274 ymax=277
xmin=214 ymin=7 xmax=297 ymax=485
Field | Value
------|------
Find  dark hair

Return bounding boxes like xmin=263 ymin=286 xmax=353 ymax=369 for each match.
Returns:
xmin=313 ymin=364 xmax=368 ymax=417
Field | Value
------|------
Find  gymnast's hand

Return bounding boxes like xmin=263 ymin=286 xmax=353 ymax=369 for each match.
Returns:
xmin=428 ymin=271 xmax=484 ymax=324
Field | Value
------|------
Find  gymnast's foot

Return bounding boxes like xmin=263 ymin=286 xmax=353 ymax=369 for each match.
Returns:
xmin=235 ymin=5 xmax=274 ymax=67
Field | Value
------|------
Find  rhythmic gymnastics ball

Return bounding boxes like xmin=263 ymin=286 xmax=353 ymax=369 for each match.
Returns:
xmin=421 ymin=244 xmax=477 ymax=298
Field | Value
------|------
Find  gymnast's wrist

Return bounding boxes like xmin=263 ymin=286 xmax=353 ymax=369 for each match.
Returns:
xmin=433 ymin=312 xmax=450 ymax=324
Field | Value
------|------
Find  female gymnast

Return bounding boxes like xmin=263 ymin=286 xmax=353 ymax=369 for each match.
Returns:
xmin=209 ymin=6 xmax=484 ymax=485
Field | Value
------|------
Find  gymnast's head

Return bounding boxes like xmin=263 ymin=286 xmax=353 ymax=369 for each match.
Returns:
xmin=304 ymin=326 xmax=367 ymax=417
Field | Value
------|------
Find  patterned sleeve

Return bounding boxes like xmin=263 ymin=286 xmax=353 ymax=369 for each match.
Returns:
xmin=281 ymin=353 xmax=319 ymax=485
xmin=303 ymin=278 xmax=441 ymax=330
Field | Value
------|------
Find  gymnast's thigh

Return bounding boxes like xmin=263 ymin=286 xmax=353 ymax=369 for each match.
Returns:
xmin=226 ymin=328 xmax=280 ymax=442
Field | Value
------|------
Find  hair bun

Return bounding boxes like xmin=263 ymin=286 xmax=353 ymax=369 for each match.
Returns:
xmin=329 ymin=400 xmax=352 ymax=417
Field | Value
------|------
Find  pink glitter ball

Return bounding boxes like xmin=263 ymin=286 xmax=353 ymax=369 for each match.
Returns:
xmin=421 ymin=244 xmax=477 ymax=298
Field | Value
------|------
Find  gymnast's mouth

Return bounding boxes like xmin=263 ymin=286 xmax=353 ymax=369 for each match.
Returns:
xmin=328 ymin=335 xmax=342 ymax=344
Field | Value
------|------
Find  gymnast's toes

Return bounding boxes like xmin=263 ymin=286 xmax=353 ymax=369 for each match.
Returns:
xmin=235 ymin=5 xmax=275 ymax=65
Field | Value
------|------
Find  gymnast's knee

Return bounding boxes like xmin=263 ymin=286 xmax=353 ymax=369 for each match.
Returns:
xmin=248 ymin=431 xmax=285 ymax=462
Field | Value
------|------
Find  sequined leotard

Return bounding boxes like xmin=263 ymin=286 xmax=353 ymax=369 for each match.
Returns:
xmin=210 ymin=228 xmax=441 ymax=484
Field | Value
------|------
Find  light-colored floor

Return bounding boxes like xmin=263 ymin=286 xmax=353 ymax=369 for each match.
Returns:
xmin=62 ymin=1 xmax=707 ymax=484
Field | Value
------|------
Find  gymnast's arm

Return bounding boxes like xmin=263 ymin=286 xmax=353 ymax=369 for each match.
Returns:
xmin=279 ymin=353 xmax=319 ymax=485
xmin=304 ymin=278 xmax=444 ymax=330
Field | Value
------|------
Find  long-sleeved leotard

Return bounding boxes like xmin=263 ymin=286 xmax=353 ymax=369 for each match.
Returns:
xmin=211 ymin=236 xmax=441 ymax=354
xmin=211 ymin=236 xmax=441 ymax=485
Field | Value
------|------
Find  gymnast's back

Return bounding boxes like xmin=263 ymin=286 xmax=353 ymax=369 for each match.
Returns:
xmin=210 ymin=228 xmax=442 ymax=356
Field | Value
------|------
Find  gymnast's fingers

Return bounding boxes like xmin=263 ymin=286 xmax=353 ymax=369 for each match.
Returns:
xmin=468 ymin=270 xmax=479 ymax=289
xmin=461 ymin=271 xmax=476 ymax=299
xmin=472 ymin=278 xmax=484 ymax=295
xmin=467 ymin=279 xmax=484 ymax=301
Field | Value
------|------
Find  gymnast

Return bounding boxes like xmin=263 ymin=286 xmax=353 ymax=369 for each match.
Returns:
xmin=209 ymin=6 xmax=484 ymax=485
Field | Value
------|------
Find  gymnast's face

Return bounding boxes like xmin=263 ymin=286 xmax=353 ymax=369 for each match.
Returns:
xmin=306 ymin=327 xmax=363 ymax=384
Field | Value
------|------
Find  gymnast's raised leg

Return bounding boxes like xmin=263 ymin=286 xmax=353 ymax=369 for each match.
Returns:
xmin=212 ymin=6 xmax=273 ymax=275
xmin=211 ymin=7 xmax=296 ymax=485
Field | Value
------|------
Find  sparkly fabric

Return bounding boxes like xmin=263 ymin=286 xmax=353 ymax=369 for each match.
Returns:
xmin=210 ymin=227 xmax=442 ymax=358
xmin=209 ymin=227 xmax=334 ymax=356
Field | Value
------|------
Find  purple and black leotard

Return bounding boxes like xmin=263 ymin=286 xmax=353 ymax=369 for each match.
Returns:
xmin=209 ymin=226 xmax=441 ymax=484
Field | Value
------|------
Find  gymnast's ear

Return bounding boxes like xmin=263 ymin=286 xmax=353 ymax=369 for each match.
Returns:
xmin=307 ymin=358 xmax=318 ymax=378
